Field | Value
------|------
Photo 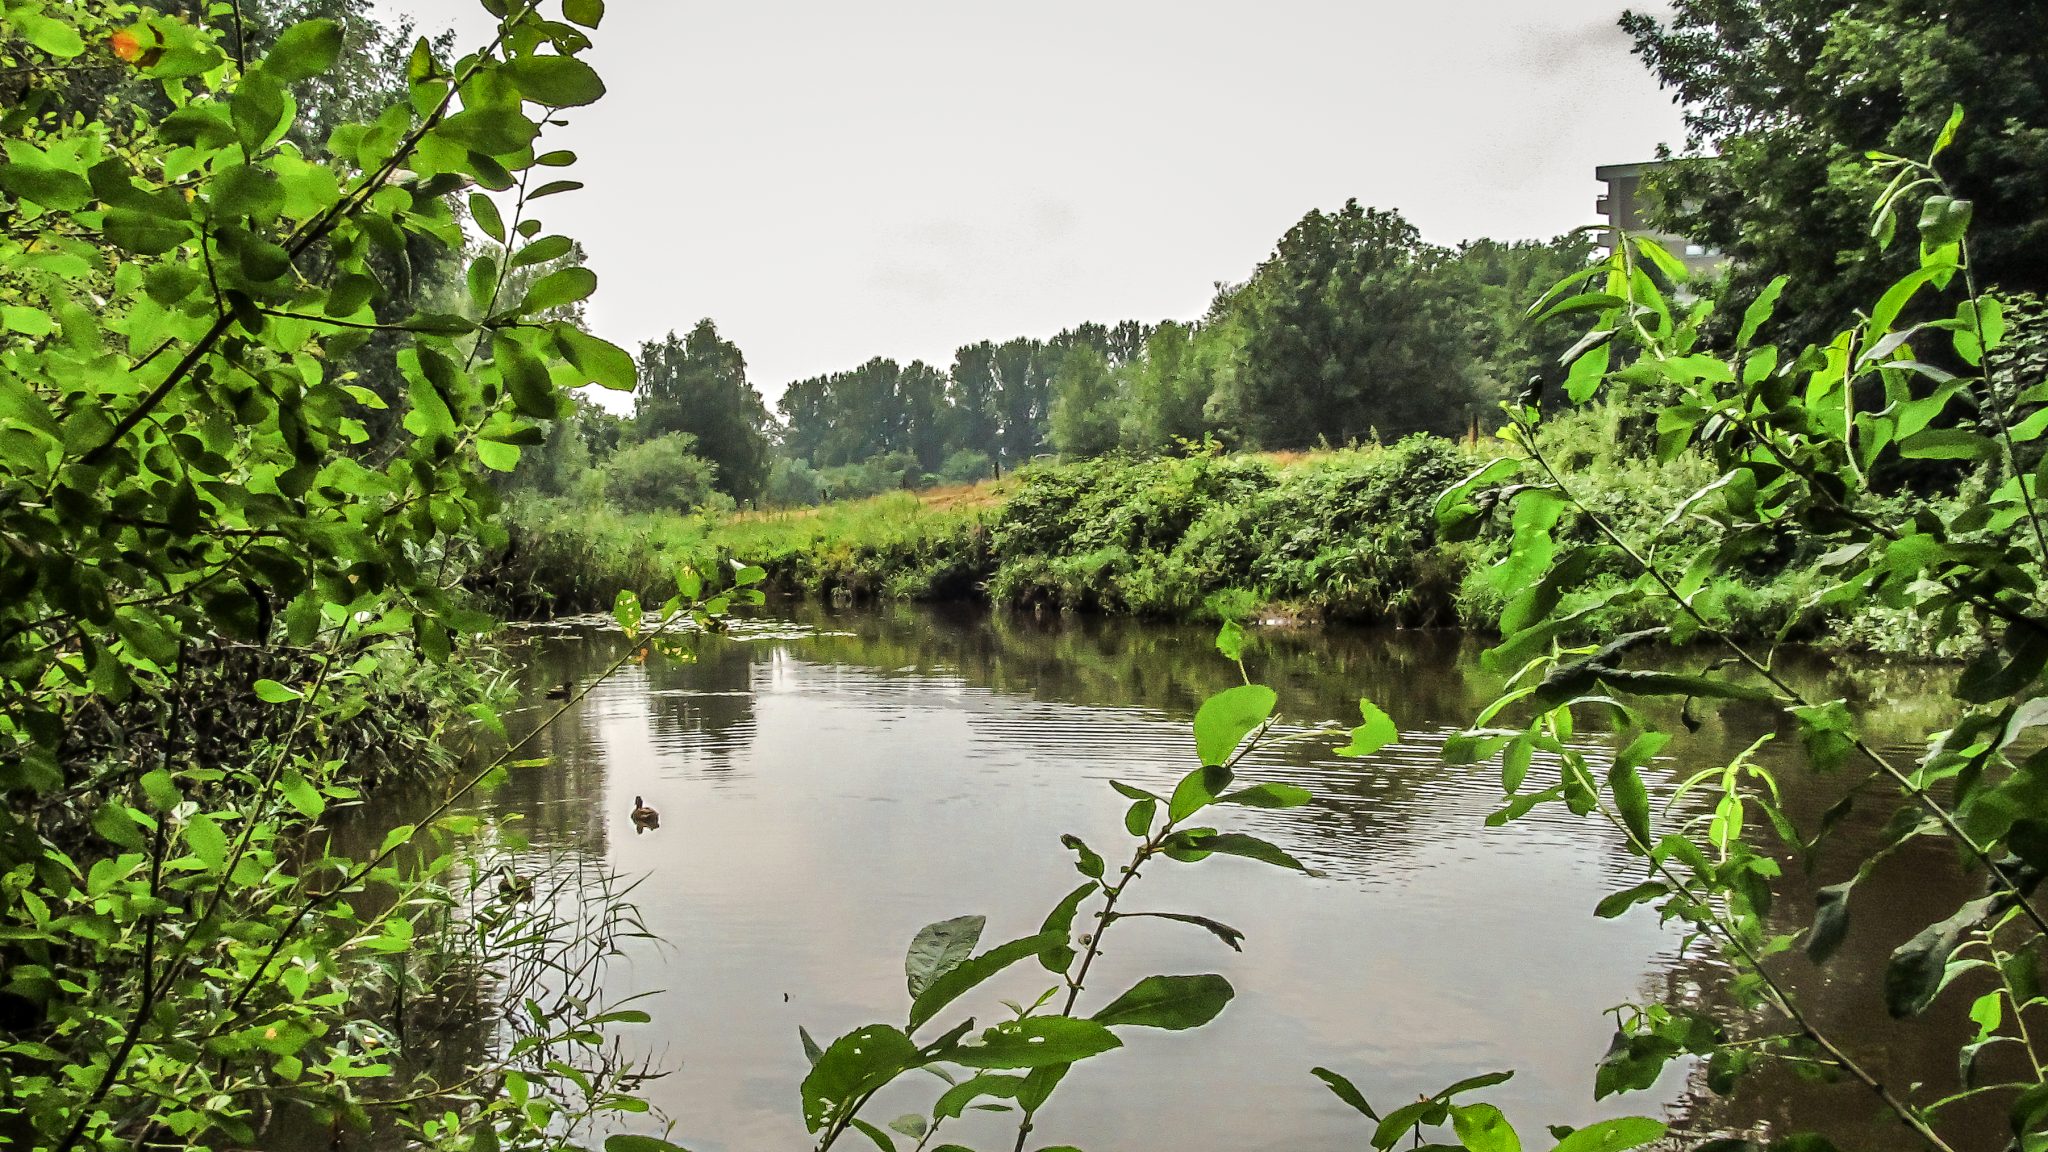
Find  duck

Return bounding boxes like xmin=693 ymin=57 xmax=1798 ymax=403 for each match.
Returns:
xmin=630 ymin=795 xmax=660 ymax=830
xmin=544 ymin=681 xmax=573 ymax=701
xmin=495 ymin=866 xmax=533 ymax=901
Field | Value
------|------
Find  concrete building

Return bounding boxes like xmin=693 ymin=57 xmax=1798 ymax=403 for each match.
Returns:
xmin=1596 ymin=161 xmax=1726 ymax=279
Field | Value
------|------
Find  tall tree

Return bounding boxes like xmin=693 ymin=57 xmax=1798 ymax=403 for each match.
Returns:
xmin=1623 ymin=0 xmax=2048 ymax=339
xmin=946 ymin=341 xmax=1002 ymax=463
xmin=1048 ymin=345 xmax=1124 ymax=457
xmin=634 ymin=320 xmax=772 ymax=502
xmin=990 ymin=336 xmax=1056 ymax=466
xmin=1222 ymin=201 xmax=1477 ymax=448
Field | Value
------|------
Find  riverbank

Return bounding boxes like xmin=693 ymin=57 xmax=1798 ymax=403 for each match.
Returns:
xmin=483 ymin=421 xmax=1970 ymax=659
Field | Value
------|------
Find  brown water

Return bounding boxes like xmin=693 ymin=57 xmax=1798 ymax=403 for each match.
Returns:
xmin=418 ymin=602 xmax=1986 ymax=1152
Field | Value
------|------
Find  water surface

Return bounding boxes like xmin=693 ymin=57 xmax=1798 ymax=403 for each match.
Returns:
xmin=450 ymin=603 xmax=1976 ymax=1151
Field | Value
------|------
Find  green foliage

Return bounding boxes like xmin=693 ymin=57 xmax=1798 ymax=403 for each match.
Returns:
xmin=633 ymin=319 xmax=773 ymax=502
xmin=1436 ymin=117 xmax=2048 ymax=1152
xmin=1220 ymin=201 xmax=1481 ymax=446
xmin=1623 ymin=0 xmax=2048 ymax=342
xmin=0 ymin=2 xmax=683 ymax=1148
xmin=596 ymin=431 xmax=722 ymax=514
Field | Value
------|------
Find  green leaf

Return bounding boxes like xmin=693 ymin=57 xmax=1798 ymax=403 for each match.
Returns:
xmin=555 ymin=324 xmax=637 ymax=389
xmin=1193 ymin=684 xmax=1276 ymax=767
xmin=0 ymin=158 xmax=92 ymax=210
xmin=1110 ymin=910 xmax=1244 ymax=951
xmin=1215 ymin=619 xmax=1247 ymax=662
xmin=1091 ymin=973 xmax=1233 ymax=1031
xmin=1124 ymin=797 xmax=1156 ymax=835
xmin=1593 ymin=882 xmax=1666 ymax=920
xmin=908 ymin=930 xmax=1064 ymax=1032
xmin=265 ymin=19 xmax=344 ymax=83
xmin=520 ymin=267 xmax=598 ymax=314
xmin=1608 ymin=732 xmax=1664 ymax=850
xmin=800 ymin=1025 xmax=925 ymax=1134
xmin=1549 ymin=1117 xmax=1666 ymax=1152
xmin=1165 ymin=830 xmax=1310 ymax=873
xmin=906 ymin=915 xmax=985 ymax=998
xmin=1168 ymin=764 xmax=1232 ymax=822
xmin=947 ymin=1017 xmax=1121 ymax=1069
xmin=613 ymin=589 xmax=642 ymax=639
xmin=281 ymin=770 xmax=326 ymax=819
xmin=603 ymin=1137 xmax=693 ymax=1152
xmin=1932 ymin=104 xmax=1965 ymax=158
xmin=184 ymin=813 xmax=227 ymax=870
xmin=506 ymin=53 xmax=607 ymax=107
xmin=1060 ymin=833 xmax=1104 ymax=879
xmin=1312 ymin=1066 xmax=1377 ymax=1119
xmin=20 ymin=13 xmax=85 ymax=57
xmin=1336 ymin=698 xmax=1398 ymax=758
xmin=105 ymin=208 xmax=192 ymax=255
xmin=141 ymin=769 xmax=183 ymax=812
xmin=932 ymin=1073 xmax=1026 ymax=1120
xmin=563 ymin=0 xmax=606 ymax=26
xmin=1451 ymin=1104 xmax=1520 ymax=1152
xmin=1218 ymin=782 xmax=1312 ymax=808
xmin=1886 ymin=897 xmax=1997 ymax=1017
xmin=85 ymin=801 xmax=144 ymax=851
xmin=1 ymin=307 xmax=54 ymax=337
xmin=1036 ymin=881 xmax=1095 ymax=973
xmin=254 ymin=678 xmax=303 ymax=703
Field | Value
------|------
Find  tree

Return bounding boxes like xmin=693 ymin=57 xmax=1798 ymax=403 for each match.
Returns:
xmin=945 ymin=341 xmax=1002 ymax=464
xmin=1119 ymin=318 xmax=1236 ymax=453
xmin=1222 ymin=201 xmax=1478 ymax=448
xmin=1444 ymin=235 xmax=1597 ymax=417
xmin=1622 ymin=0 xmax=2048 ymax=339
xmin=990 ymin=336 xmax=1056 ymax=466
xmin=1048 ymin=344 xmax=1124 ymax=457
xmin=634 ymin=319 xmax=772 ymax=502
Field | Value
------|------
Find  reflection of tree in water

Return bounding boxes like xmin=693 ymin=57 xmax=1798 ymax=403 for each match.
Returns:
xmin=636 ymin=635 xmax=761 ymax=785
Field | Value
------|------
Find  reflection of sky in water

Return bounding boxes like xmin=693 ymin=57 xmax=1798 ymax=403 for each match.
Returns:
xmin=470 ymin=606 xmax=1973 ymax=1152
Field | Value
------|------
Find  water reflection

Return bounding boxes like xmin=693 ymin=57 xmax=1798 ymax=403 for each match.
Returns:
xmin=446 ymin=603 xmax=1978 ymax=1152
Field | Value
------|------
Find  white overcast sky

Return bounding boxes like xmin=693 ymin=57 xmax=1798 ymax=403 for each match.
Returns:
xmin=376 ymin=1 xmax=1685 ymax=402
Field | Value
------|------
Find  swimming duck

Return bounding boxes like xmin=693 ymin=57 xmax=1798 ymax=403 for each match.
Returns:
xmin=495 ymin=866 xmax=533 ymax=901
xmin=630 ymin=795 xmax=660 ymax=830
xmin=544 ymin=681 xmax=573 ymax=701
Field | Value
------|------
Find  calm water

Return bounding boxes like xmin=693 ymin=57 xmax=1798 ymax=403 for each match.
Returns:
xmin=406 ymin=603 xmax=1984 ymax=1152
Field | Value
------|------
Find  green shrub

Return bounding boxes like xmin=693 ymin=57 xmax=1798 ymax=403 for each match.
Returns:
xmin=598 ymin=432 xmax=722 ymax=513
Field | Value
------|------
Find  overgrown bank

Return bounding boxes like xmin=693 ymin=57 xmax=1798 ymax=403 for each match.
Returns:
xmin=489 ymin=415 xmax=1969 ymax=656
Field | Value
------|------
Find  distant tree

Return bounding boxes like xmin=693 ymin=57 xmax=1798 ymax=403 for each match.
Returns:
xmin=1445 ymin=235 xmax=1597 ymax=415
xmin=1048 ymin=345 xmax=1124 ymax=457
xmin=634 ymin=320 xmax=773 ymax=502
xmin=777 ymin=374 xmax=831 ymax=464
xmin=946 ymin=342 xmax=1003 ymax=464
xmin=900 ymin=360 xmax=953 ymax=472
xmin=1222 ymin=201 xmax=1478 ymax=447
xmin=1623 ymin=0 xmax=2048 ymax=340
xmin=990 ymin=336 xmax=1056 ymax=466
xmin=1119 ymin=318 xmax=1235 ymax=453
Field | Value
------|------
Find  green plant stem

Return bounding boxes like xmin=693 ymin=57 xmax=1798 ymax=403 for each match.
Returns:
xmin=1510 ymin=407 xmax=2048 ymax=941
xmin=1587 ymin=784 xmax=1959 ymax=1152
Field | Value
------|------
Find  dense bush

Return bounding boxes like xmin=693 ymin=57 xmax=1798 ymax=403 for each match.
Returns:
xmin=597 ymin=432 xmax=723 ymax=513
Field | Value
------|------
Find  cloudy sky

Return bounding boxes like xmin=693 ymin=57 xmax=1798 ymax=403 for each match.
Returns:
xmin=378 ymin=1 xmax=1686 ymax=401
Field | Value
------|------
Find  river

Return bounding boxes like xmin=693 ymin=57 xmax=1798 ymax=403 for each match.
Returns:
xmin=386 ymin=602 xmax=1985 ymax=1152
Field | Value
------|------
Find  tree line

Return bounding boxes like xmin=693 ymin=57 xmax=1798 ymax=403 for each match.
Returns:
xmin=515 ymin=206 xmax=1592 ymax=511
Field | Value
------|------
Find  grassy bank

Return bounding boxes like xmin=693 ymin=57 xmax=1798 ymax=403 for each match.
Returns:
xmin=487 ymin=412 xmax=1971 ymax=656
